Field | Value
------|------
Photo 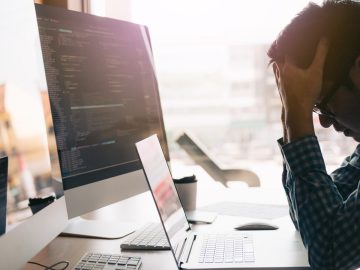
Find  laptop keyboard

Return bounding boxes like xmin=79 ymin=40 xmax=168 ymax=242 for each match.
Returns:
xmin=120 ymin=222 xmax=170 ymax=250
xmin=199 ymin=233 xmax=255 ymax=264
xmin=74 ymin=252 xmax=142 ymax=270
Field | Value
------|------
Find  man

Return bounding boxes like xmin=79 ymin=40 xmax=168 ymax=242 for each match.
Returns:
xmin=267 ymin=1 xmax=360 ymax=269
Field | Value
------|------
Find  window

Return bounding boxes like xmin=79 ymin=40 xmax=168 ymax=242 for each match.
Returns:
xmin=91 ymin=0 xmax=358 ymax=184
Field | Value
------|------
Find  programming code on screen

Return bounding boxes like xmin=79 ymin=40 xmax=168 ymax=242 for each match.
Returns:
xmin=36 ymin=5 xmax=168 ymax=190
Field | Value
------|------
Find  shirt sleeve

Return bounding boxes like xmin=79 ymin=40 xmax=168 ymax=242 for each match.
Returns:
xmin=331 ymin=144 xmax=360 ymax=198
xmin=278 ymin=135 xmax=360 ymax=270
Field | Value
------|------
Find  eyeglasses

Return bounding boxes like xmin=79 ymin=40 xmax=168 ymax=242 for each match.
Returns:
xmin=313 ymin=76 xmax=355 ymax=119
xmin=313 ymin=85 xmax=338 ymax=119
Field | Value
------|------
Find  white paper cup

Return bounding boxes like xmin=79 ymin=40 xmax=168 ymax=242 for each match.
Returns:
xmin=174 ymin=180 xmax=197 ymax=211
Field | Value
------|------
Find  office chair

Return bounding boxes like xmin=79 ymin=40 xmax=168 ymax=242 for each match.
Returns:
xmin=176 ymin=132 xmax=260 ymax=187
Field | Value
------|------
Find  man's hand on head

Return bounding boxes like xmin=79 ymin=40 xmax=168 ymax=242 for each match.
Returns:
xmin=274 ymin=38 xmax=329 ymax=142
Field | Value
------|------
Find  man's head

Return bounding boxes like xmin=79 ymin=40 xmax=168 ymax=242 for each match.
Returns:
xmin=268 ymin=0 xmax=360 ymax=142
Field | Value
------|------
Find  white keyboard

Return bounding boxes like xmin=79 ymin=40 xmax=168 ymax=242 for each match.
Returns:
xmin=199 ymin=233 xmax=255 ymax=263
xmin=74 ymin=252 xmax=142 ymax=270
xmin=120 ymin=222 xmax=170 ymax=250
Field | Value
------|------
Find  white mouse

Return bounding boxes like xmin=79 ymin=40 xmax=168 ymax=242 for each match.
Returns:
xmin=234 ymin=221 xmax=279 ymax=231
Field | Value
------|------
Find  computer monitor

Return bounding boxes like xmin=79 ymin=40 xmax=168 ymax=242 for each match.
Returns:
xmin=35 ymin=4 xmax=169 ymax=230
xmin=0 ymin=1 xmax=68 ymax=269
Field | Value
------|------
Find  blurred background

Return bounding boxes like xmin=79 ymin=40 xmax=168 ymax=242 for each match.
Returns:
xmin=111 ymin=0 xmax=356 ymax=183
xmin=1 ymin=0 xmax=357 ymax=223
xmin=0 ymin=0 xmax=60 ymax=224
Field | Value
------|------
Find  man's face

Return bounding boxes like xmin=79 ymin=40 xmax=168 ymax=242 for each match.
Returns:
xmin=319 ymin=57 xmax=360 ymax=142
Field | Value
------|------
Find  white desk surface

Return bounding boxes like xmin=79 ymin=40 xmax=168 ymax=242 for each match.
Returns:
xmin=21 ymin=164 xmax=296 ymax=270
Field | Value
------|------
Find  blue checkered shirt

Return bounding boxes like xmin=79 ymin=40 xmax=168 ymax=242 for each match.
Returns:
xmin=278 ymin=135 xmax=360 ymax=270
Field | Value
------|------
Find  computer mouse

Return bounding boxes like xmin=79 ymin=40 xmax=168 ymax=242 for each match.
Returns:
xmin=234 ymin=221 xmax=279 ymax=231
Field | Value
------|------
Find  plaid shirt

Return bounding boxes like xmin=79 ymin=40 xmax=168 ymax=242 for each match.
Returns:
xmin=278 ymin=135 xmax=360 ymax=270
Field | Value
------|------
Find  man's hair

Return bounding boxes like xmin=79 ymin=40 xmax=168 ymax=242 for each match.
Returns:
xmin=268 ymin=0 xmax=360 ymax=85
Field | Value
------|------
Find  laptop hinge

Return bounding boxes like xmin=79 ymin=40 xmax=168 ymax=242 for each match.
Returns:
xmin=180 ymin=234 xmax=197 ymax=264
xmin=176 ymin=237 xmax=187 ymax=263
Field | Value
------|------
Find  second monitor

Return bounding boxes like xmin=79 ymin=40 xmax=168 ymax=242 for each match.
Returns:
xmin=36 ymin=5 xmax=169 ymax=221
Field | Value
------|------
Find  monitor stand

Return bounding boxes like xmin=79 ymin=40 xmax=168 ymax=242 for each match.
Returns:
xmin=61 ymin=216 xmax=138 ymax=239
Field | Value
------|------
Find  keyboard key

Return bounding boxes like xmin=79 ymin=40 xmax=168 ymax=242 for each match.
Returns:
xmin=127 ymin=259 xmax=139 ymax=266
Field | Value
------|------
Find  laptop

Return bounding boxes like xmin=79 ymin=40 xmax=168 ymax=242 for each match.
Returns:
xmin=135 ymin=135 xmax=310 ymax=269
xmin=0 ymin=156 xmax=8 ymax=235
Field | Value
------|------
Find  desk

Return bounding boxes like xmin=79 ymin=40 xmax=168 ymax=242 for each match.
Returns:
xmin=21 ymin=165 xmax=296 ymax=270
xmin=21 ymin=191 xmax=179 ymax=270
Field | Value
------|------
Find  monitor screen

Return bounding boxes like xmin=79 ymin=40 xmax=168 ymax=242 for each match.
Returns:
xmin=0 ymin=1 xmax=67 ymax=269
xmin=36 ymin=4 xmax=169 ymax=218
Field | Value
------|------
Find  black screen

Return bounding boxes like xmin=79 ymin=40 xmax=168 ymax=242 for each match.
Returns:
xmin=35 ymin=4 xmax=169 ymax=190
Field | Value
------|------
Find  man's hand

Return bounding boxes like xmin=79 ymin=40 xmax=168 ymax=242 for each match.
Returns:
xmin=273 ymin=38 xmax=329 ymax=142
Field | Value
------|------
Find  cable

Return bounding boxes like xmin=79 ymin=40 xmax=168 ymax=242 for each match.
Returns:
xmin=27 ymin=260 xmax=69 ymax=270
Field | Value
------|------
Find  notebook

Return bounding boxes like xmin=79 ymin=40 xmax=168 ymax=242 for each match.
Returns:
xmin=135 ymin=135 xmax=310 ymax=269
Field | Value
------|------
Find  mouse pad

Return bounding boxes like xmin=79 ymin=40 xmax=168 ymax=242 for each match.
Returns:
xmin=199 ymin=201 xmax=289 ymax=220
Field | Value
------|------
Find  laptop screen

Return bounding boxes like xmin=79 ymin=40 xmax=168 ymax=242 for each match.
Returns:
xmin=136 ymin=135 xmax=190 ymax=256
